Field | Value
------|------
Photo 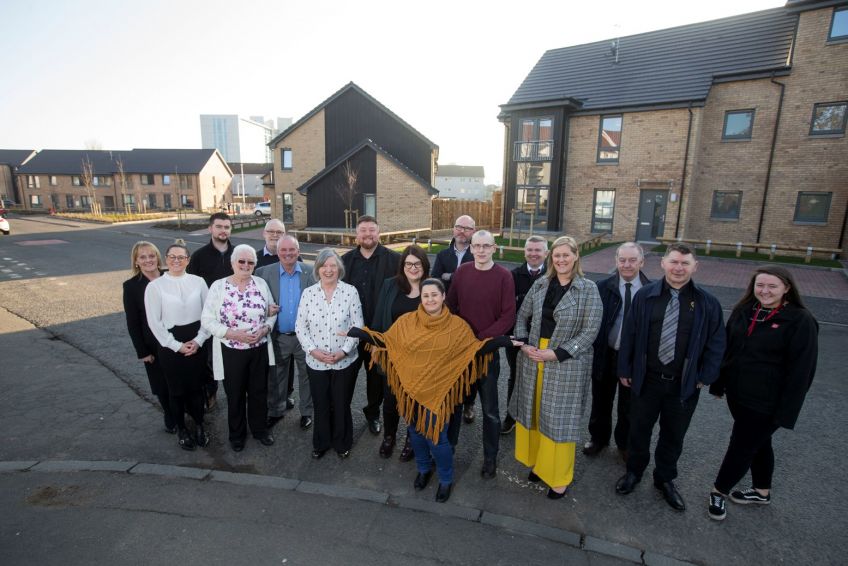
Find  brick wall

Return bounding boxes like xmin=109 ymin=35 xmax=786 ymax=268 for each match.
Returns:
xmin=198 ymin=157 xmax=233 ymax=211
xmin=271 ymin=110 xmax=325 ymax=227
xmin=375 ymin=153 xmax=432 ymax=232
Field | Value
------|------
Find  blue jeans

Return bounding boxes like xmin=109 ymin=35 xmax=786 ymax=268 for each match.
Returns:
xmin=409 ymin=415 xmax=453 ymax=485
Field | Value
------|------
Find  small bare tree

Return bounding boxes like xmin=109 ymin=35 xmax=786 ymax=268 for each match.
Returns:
xmin=334 ymin=160 xmax=359 ymax=230
xmin=115 ymin=157 xmax=132 ymax=214
xmin=80 ymin=155 xmax=100 ymax=215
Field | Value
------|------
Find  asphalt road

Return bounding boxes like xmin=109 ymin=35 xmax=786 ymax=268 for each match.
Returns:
xmin=1 ymin=215 xmax=846 ymax=565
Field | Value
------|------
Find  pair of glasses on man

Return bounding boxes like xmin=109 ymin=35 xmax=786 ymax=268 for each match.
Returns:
xmin=237 ymin=259 xmax=256 ymax=266
xmin=454 ymin=224 xmax=475 ymax=232
xmin=471 ymin=243 xmax=495 ymax=250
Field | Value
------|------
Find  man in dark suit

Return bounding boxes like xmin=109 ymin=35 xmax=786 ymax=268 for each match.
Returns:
xmin=341 ymin=215 xmax=401 ymax=435
xmin=501 ymin=235 xmax=548 ymax=434
xmin=615 ymin=243 xmax=725 ymax=511
xmin=256 ymin=218 xmax=286 ymax=268
xmin=256 ymin=234 xmax=316 ymax=430
xmin=584 ymin=242 xmax=649 ymax=457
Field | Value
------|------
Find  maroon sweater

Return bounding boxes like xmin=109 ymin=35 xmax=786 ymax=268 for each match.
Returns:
xmin=446 ymin=262 xmax=516 ymax=339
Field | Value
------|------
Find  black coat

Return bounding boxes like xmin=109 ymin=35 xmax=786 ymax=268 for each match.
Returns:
xmin=122 ymin=272 xmax=161 ymax=359
xmin=431 ymin=238 xmax=473 ymax=291
xmin=510 ymin=263 xmax=546 ymax=333
xmin=591 ymin=271 xmax=650 ymax=380
xmin=710 ymin=302 xmax=818 ymax=429
xmin=187 ymin=239 xmax=234 ymax=287
xmin=341 ymin=244 xmax=401 ymax=326
xmin=255 ymin=246 xmax=279 ymax=268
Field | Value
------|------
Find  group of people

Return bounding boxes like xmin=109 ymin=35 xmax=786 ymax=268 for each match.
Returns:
xmin=123 ymin=212 xmax=818 ymax=516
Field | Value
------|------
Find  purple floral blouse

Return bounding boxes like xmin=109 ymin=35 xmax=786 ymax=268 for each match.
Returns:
xmin=219 ymin=279 xmax=268 ymax=350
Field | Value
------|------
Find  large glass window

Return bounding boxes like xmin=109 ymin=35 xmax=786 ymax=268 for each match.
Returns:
xmin=27 ymin=175 xmax=40 ymax=189
xmin=597 ymin=115 xmax=622 ymax=162
xmin=282 ymin=193 xmax=293 ymax=223
xmin=514 ymin=117 xmax=553 ymax=161
xmin=162 ymin=175 xmax=171 ymax=185
xmin=281 ymin=149 xmax=293 ymax=170
xmin=829 ymin=6 xmax=848 ymax=41
xmin=809 ymin=102 xmax=847 ymax=135
xmin=722 ymin=110 xmax=754 ymax=140
xmin=794 ymin=192 xmax=831 ymax=223
xmin=163 ymin=193 xmax=172 ymax=209
xmin=711 ymin=191 xmax=742 ymax=220
xmin=30 ymin=194 xmax=42 ymax=207
xmin=140 ymin=174 xmax=154 ymax=185
xmin=72 ymin=176 xmax=81 ymax=186
xmin=66 ymin=194 xmax=74 ymax=208
xmin=148 ymin=194 xmax=157 ymax=208
xmin=515 ymin=162 xmax=551 ymax=186
xmin=592 ymin=190 xmax=615 ymax=232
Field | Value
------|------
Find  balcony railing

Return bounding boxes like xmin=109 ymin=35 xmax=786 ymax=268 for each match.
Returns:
xmin=513 ymin=140 xmax=553 ymax=162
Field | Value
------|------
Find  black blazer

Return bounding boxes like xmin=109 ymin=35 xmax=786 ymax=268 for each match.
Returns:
xmin=591 ymin=271 xmax=650 ymax=380
xmin=431 ymin=238 xmax=473 ymax=291
xmin=122 ymin=272 xmax=162 ymax=359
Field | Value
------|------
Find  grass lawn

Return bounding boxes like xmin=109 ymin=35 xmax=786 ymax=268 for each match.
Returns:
xmin=650 ymin=244 xmax=841 ymax=268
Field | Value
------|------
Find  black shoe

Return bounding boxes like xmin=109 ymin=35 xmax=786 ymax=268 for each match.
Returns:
xmin=414 ymin=470 xmax=433 ymax=491
xmin=655 ymin=480 xmax=686 ymax=511
xmin=206 ymin=394 xmax=217 ymax=411
xmin=582 ymin=440 xmax=606 ymax=456
xmin=195 ymin=426 xmax=210 ymax=448
xmin=462 ymin=406 xmax=475 ymax=424
xmin=178 ymin=429 xmax=196 ymax=451
xmin=399 ymin=434 xmax=414 ymax=462
xmin=435 ymin=482 xmax=453 ymax=503
xmin=528 ymin=471 xmax=541 ymax=483
xmin=547 ymin=487 xmax=568 ymax=500
xmin=500 ymin=415 xmax=515 ymax=435
xmin=300 ymin=416 xmax=313 ymax=430
xmin=618 ymin=448 xmax=628 ymax=463
xmin=286 ymin=397 xmax=295 ymax=410
xmin=230 ymin=438 xmax=245 ymax=452
xmin=368 ymin=419 xmax=382 ymax=435
xmin=379 ymin=435 xmax=395 ymax=458
xmin=256 ymin=433 xmax=275 ymax=446
xmin=709 ymin=491 xmax=727 ymax=521
xmin=267 ymin=415 xmax=284 ymax=429
xmin=164 ymin=424 xmax=177 ymax=434
xmin=311 ymin=449 xmax=327 ymax=459
xmin=616 ymin=471 xmax=641 ymax=495
xmin=481 ymin=460 xmax=497 ymax=480
xmin=337 ymin=449 xmax=351 ymax=459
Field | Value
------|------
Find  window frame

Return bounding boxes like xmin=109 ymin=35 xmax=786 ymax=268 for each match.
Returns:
xmin=809 ymin=101 xmax=848 ymax=135
xmin=591 ymin=189 xmax=616 ymax=233
xmin=793 ymin=191 xmax=832 ymax=224
xmin=140 ymin=174 xmax=154 ymax=186
xmin=281 ymin=148 xmax=293 ymax=170
xmin=66 ymin=194 xmax=75 ymax=209
xmin=722 ymin=109 xmax=755 ymax=140
xmin=50 ymin=175 xmax=58 ymax=186
xmin=597 ymin=115 xmax=623 ymax=163
xmin=30 ymin=194 xmax=42 ymax=207
xmin=710 ymin=190 xmax=743 ymax=220
xmin=148 ymin=193 xmax=157 ymax=208
xmin=828 ymin=6 xmax=848 ymax=42
xmin=72 ymin=176 xmax=81 ymax=186
xmin=162 ymin=175 xmax=171 ymax=186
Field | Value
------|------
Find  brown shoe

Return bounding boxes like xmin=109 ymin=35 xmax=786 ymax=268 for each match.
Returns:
xmin=379 ymin=435 xmax=395 ymax=458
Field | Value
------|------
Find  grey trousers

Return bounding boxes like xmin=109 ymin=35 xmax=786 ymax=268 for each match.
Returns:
xmin=269 ymin=333 xmax=312 ymax=418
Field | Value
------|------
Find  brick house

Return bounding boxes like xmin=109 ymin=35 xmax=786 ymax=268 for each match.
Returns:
xmin=267 ymin=82 xmax=439 ymax=231
xmin=0 ymin=150 xmax=35 ymax=205
xmin=499 ymin=0 xmax=848 ymax=251
xmin=16 ymin=149 xmax=232 ymax=212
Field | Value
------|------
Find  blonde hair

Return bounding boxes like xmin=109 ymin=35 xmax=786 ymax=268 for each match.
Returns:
xmin=130 ymin=241 xmax=162 ymax=277
xmin=546 ymin=235 xmax=584 ymax=279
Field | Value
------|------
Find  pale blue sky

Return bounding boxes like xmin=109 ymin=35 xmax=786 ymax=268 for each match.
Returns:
xmin=0 ymin=0 xmax=784 ymax=184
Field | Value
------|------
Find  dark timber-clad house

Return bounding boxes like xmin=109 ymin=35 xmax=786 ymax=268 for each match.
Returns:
xmin=268 ymin=82 xmax=439 ymax=231
xmin=500 ymin=0 xmax=847 ymax=251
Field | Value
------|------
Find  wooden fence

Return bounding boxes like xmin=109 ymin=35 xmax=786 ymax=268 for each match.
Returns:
xmin=658 ymin=237 xmax=842 ymax=263
xmin=431 ymin=191 xmax=502 ymax=232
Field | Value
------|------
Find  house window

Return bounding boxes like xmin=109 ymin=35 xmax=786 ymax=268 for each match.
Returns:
xmin=123 ymin=194 xmax=136 ymax=205
xmin=179 ymin=176 xmax=193 ymax=190
xmin=80 ymin=195 xmax=91 ymax=207
xmin=163 ymin=193 xmax=172 ymax=209
xmin=66 ymin=194 xmax=75 ymax=208
xmin=93 ymin=175 xmax=111 ymax=187
xmin=282 ymin=193 xmax=293 ymax=223
xmin=597 ymin=115 xmax=622 ymax=162
xmin=794 ymin=192 xmax=831 ymax=223
xmin=591 ymin=189 xmax=615 ymax=233
xmin=516 ymin=162 xmax=551 ymax=186
xmin=148 ymin=193 xmax=157 ymax=208
xmin=72 ymin=176 xmax=81 ymax=186
xmin=162 ymin=175 xmax=171 ymax=185
xmin=181 ymin=195 xmax=193 ymax=207
xmin=809 ymin=102 xmax=847 ymax=135
xmin=710 ymin=191 xmax=742 ymax=220
xmin=364 ymin=194 xmax=376 ymax=217
xmin=140 ymin=174 xmax=154 ymax=185
xmin=722 ymin=110 xmax=754 ymax=140
xmin=30 ymin=194 xmax=42 ymax=207
xmin=103 ymin=196 xmax=114 ymax=209
xmin=50 ymin=176 xmax=58 ymax=186
xmin=27 ymin=175 xmax=40 ymax=189
xmin=829 ymin=6 xmax=848 ymax=41
xmin=281 ymin=148 xmax=293 ymax=170
xmin=514 ymin=117 xmax=553 ymax=161
xmin=51 ymin=194 xmax=60 ymax=209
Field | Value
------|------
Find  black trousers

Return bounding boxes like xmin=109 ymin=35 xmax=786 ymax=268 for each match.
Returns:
xmin=350 ymin=343 xmax=384 ymax=421
xmin=714 ymin=399 xmax=780 ymax=494
xmin=221 ymin=345 xmax=269 ymax=441
xmin=627 ymin=374 xmax=699 ymax=483
xmin=142 ymin=356 xmax=176 ymax=430
xmin=504 ymin=344 xmax=520 ymax=414
xmin=308 ymin=364 xmax=356 ymax=453
xmin=381 ymin=370 xmax=401 ymax=439
xmin=587 ymin=349 xmax=631 ymax=449
xmin=158 ymin=322 xmax=206 ymax=431
xmin=447 ymin=351 xmax=501 ymax=462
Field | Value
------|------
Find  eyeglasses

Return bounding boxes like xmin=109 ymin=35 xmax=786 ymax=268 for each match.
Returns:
xmin=166 ymin=254 xmax=188 ymax=261
xmin=237 ymin=259 xmax=256 ymax=266
xmin=470 ymin=243 xmax=494 ymax=250
xmin=454 ymin=225 xmax=475 ymax=232
xmin=404 ymin=261 xmax=422 ymax=269
xmin=265 ymin=230 xmax=284 ymax=235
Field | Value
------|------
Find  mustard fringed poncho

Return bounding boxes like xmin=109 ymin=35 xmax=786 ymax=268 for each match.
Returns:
xmin=361 ymin=304 xmax=492 ymax=444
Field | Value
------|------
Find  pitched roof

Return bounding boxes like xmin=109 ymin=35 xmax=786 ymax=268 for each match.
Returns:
xmin=17 ymin=149 xmax=231 ymax=176
xmin=0 ymin=150 xmax=36 ymax=167
xmin=227 ymin=162 xmax=273 ymax=175
xmin=503 ymin=7 xmax=797 ymax=113
xmin=297 ymin=139 xmax=438 ymax=196
xmin=436 ymin=165 xmax=485 ymax=178
xmin=268 ymin=82 xmax=438 ymax=150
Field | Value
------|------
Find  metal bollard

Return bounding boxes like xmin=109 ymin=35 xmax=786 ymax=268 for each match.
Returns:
xmin=770 ymin=244 xmax=776 ymax=260
xmin=706 ymin=239 xmax=712 ymax=256
xmin=806 ymin=246 xmax=813 ymax=264
xmin=736 ymin=242 xmax=742 ymax=258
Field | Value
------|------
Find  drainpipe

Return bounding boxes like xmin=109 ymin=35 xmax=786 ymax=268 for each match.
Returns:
xmin=756 ymin=74 xmax=786 ymax=246
xmin=674 ymin=103 xmax=694 ymax=238
xmin=837 ymin=205 xmax=847 ymax=260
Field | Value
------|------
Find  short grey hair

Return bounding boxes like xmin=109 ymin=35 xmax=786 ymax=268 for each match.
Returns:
xmin=525 ymin=235 xmax=548 ymax=249
xmin=231 ymin=244 xmax=258 ymax=265
xmin=276 ymin=233 xmax=300 ymax=251
xmin=615 ymin=242 xmax=644 ymax=260
xmin=313 ymin=248 xmax=345 ymax=280
xmin=264 ymin=218 xmax=285 ymax=231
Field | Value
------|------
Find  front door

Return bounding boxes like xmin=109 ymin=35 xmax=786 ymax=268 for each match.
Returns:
xmin=635 ymin=190 xmax=667 ymax=242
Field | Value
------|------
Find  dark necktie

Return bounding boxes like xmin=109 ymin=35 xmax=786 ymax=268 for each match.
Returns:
xmin=658 ymin=289 xmax=679 ymax=365
xmin=623 ymin=282 xmax=632 ymax=322
xmin=530 ymin=268 xmax=540 ymax=277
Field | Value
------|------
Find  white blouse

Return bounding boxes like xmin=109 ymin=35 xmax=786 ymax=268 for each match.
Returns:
xmin=296 ymin=280 xmax=363 ymax=371
xmin=144 ymin=272 xmax=210 ymax=352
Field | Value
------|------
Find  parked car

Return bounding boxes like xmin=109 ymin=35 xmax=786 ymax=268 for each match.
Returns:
xmin=1 ymin=199 xmax=14 ymax=208
xmin=254 ymin=201 xmax=271 ymax=216
xmin=0 ymin=215 xmax=9 ymax=235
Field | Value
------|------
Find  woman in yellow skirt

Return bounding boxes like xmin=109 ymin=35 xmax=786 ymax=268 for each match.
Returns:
xmin=511 ymin=236 xmax=602 ymax=498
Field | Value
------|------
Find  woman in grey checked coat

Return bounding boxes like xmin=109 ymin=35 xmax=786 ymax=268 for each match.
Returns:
xmin=510 ymin=235 xmax=602 ymax=498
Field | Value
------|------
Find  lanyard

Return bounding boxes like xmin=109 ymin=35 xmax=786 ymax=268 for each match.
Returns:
xmin=746 ymin=303 xmax=784 ymax=337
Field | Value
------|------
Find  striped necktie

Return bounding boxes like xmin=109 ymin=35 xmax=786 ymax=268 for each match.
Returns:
xmin=658 ymin=289 xmax=679 ymax=365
